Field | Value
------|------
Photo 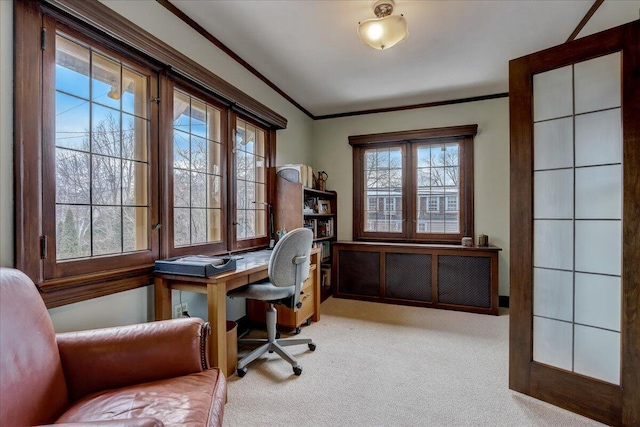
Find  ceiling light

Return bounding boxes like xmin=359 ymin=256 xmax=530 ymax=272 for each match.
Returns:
xmin=357 ymin=0 xmax=408 ymax=50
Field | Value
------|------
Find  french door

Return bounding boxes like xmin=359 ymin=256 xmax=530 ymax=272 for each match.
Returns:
xmin=509 ymin=20 xmax=639 ymax=426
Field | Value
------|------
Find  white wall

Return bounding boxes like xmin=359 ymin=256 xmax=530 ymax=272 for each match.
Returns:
xmin=312 ymin=98 xmax=511 ymax=295
xmin=0 ymin=1 xmax=314 ymax=332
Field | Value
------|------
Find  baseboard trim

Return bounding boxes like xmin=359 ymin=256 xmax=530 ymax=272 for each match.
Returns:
xmin=499 ymin=296 xmax=510 ymax=308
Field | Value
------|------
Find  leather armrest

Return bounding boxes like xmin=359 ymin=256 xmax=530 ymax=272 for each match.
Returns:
xmin=40 ymin=418 xmax=164 ymax=427
xmin=57 ymin=318 xmax=210 ymax=402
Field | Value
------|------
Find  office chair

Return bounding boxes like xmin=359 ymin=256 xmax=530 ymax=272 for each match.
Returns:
xmin=229 ymin=227 xmax=316 ymax=377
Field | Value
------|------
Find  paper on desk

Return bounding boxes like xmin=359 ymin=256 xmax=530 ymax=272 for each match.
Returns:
xmin=175 ymin=256 xmax=225 ymax=266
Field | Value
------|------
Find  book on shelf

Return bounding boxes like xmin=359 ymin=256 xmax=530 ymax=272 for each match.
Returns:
xmin=315 ymin=217 xmax=334 ymax=238
xmin=320 ymin=241 xmax=331 ymax=261
xmin=303 ymin=218 xmax=317 ymax=238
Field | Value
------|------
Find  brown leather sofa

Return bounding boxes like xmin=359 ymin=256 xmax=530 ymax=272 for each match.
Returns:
xmin=0 ymin=268 xmax=226 ymax=426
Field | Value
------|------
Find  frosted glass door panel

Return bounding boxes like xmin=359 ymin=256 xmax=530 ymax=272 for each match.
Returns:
xmin=533 ymin=316 xmax=573 ymax=371
xmin=533 ymin=220 xmax=573 ymax=270
xmin=575 ymin=273 xmax=621 ymax=331
xmin=575 ymin=109 xmax=622 ymax=167
xmin=532 ymin=52 xmax=622 ymax=385
xmin=574 ymin=325 xmax=621 ymax=384
xmin=575 ymin=165 xmax=622 ymax=219
xmin=533 ymin=66 xmax=573 ymax=122
xmin=534 ymin=170 xmax=573 ymax=219
xmin=574 ymin=53 xmax=621 ymax=114
xmin=533 ymin=268 xmax=573 ymax=321
xmin=534 ymin=118 xmax=573 ymax=170
xmin=575 ymin=220 xmax=621 ymax=276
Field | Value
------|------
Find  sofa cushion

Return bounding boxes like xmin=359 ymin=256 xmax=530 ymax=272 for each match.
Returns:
xmin=56 ymin=369 xmax=226 ymax=427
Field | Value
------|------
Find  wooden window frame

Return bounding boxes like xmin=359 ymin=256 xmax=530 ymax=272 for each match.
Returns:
xmin=349 ymin=125 xmax=477 ymax=244
xmin=14 ymin=0 xmax=281 ymax=307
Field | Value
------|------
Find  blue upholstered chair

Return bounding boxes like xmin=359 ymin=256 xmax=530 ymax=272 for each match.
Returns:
xmin=229 ymin=227 xmax=316 ymax=377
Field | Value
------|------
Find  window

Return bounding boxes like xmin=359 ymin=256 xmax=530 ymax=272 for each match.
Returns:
xmin=350 ymin=125 xmax=476 ymax=244
xmin=14 ymin=1 xmax=283 ymax=305
xmin=234 ymin=118 xmax=268 ymax=248
xmin=41 ymin=25 xmax=159 ymax=279
xmin=172 ymin=89 xmax=223 ymax=249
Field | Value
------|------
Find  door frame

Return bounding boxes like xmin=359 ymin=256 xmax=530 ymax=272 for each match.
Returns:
xmin=509 ymin=19 xmax=640 ymax=426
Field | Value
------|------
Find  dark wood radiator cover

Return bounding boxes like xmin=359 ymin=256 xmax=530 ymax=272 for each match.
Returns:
xmin=333 ymin=242 xmax=500 ymax=315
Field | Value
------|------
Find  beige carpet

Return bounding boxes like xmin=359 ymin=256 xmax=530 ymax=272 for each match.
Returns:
xmin=224 ymin=297 xmax=604 ymax=427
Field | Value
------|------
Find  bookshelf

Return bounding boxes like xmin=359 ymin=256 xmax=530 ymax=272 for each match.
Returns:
xmin=275 ymin=174 xmax=337 ymax=301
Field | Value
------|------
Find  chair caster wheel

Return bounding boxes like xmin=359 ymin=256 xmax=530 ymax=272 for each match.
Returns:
xmin=308 ymin=343 xmax=316 ymax=351
xmin=295 ymin=327 xmax=301 ymax=334
xmin=305 ymin=318 xmax=312 ymax=326
xmin=293 ymin=366 xmax=302 ymax=376
xmin=237 ymin=367 xmax=247 ymax=378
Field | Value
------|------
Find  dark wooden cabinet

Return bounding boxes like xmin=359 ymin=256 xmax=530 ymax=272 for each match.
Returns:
xmin=274 ymin=174 xmax=337 ymax=301
xmin=333 ymin=241 xmax=500 ymax=315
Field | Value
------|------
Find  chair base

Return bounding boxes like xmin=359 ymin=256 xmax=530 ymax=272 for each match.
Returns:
xmin=236 ymin=304 xmax=314 ymax=376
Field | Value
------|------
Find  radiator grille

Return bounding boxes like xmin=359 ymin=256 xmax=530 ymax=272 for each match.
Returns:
xmin=337 ymin=250 xmax=379 ymax=297
xmin=438 ymin=255 xmax=491 ymax=307
xmin=385 ymin=253 xmax=432 ymax=301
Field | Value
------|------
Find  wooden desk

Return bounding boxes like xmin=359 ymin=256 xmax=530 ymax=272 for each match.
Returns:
xmin=154 ymin=247 xmax=321 ymax=376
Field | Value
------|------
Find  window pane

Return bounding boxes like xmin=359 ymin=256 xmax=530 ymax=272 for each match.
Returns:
xmin=207 ymin=107 xmax=221 ymax=142
xmin=92 ymin=206 xmax=122 ymax=255
xmin=92 ymin=155 xmax=121 ymax=205
xmin=56 ymin=35 xmax=90 ymax=99
xmin=174 ymin=169 xmax=190 ymax=208
xmin=55 ymin=92 xmax=90 ymax=150
xmin=123 ymin=207 xmax=148 ymax=252
xmin=122 ymin=161 xmax=147 ymax=206
xmin=363 ymin=147 xmax=403 ymax=234
xmin=92 ymin=104 xmax=120 ymax=157
xmin=191 ymin=208 xmax=207 ymax=244
xmin=208 ymin=209 xmax=222 ymax=242
xmin=122 ymin=67 xmax=147 ymax=118
xmin=173 ymin=92 xmax=190 ymax=132
xmin=191 ymin=136 xmax=207 ymax=172
xmin=173 ymin=130 xmax=190 ymax=169
xmin=92 ymin=53 xmax=121 ymax=110
xmin=190 ymin=99 xmax=207 ymax=138
xmin=122 ymin=114 xmax=148 ymax=162
xmin=208 ymin=175 xmax=221 ymax=208
xmin=56 ymin=205 xmax=91 ymax=260
xmin=236 ymin=210 xmax=246 ymax=240
xmin=415 ymin=142 xmax=461 ymax=235
xmin=209 ymin=141 xmax=221 ymax=174
xmin=56 ymin=149 xmax=90 ymax=204
xmin=191 ymin=172 xmax=207 ymax=208
xmin=174 ymin=208 xmax=190 ymax=247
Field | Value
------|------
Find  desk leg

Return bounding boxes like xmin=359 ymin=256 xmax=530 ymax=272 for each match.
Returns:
xmin=154 ymin=277 xmax=172 ymax=321
xmin=207 ymin=281 xmax=228 ymax=378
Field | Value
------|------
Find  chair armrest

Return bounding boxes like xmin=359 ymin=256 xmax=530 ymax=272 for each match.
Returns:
xmin=57 ymin=318 xmax=210 ymax=402
xmin=40 ymin=418 xmax=164 ymax=427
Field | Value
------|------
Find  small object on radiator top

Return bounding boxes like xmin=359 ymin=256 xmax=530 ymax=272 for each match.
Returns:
xmin=478 ymin=233 xmax=489 ymax=247
xmin=461 ymin=237 xmax=473 ymax=247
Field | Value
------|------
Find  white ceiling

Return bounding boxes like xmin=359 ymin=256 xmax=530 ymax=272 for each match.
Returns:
xmin=168 ymin=0 xmax=639 ymax=117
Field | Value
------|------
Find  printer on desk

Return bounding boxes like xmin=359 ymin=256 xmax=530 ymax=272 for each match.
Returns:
xmin=154 ymin=255 xmax=236 ymax=277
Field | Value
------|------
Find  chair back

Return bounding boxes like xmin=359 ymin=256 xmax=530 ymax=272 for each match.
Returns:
xmin=0 ymin=268 xmax=69 ymax=425
xmin=268 ymin=228 xmax=313 ymax=309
